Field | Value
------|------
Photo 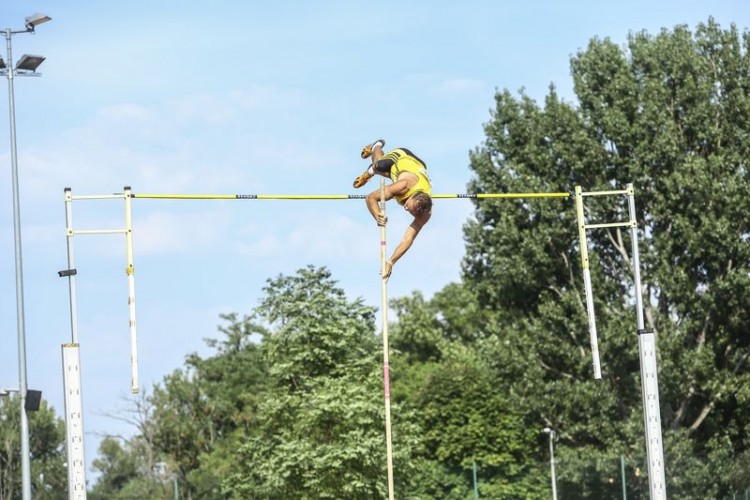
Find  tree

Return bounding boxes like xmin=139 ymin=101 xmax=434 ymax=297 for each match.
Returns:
xmin=465 ymin=17 xmax=750 ymax=497
xmin=88 ymin=315 xmax=269 ymax=499
xmin=148 ymin=314 xmax=269 ymax=498
xmin=88 ymin=436 xmax=168 ymax=500
xmin=224 ymin=266 xmax=423 ymax=499
xmin=386 ymin=285 xmax=549 ymax=497
xmin=0 ymin=397 xmax=67 ymax=500
xmin=417 ymin=354 xmax=546 ymax=499
xmin=88 ymin=391 xmax=175 ymax=499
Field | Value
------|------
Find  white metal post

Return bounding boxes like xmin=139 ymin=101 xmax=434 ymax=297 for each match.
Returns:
xmin=61 ymin=188 xmax=88 ymax=499
xmin=62 ymin=344 xmax=86 ymax=500
xmin=63 ymin=189 xmax=140 ymax=392
xmin=550 ymin=432 xmax=557 ymax=500
xmin=574 ymin=186 xmax=602 ymax=379
xmin=627 ymin=183 xmax=666 ymax=499
xmin=64 ymin=189 xmax=81 ymax=344
xmin=124 ymin=187 xmax=139 ymax=394
xmin=544 ymin=428 xmax=558 ymax=500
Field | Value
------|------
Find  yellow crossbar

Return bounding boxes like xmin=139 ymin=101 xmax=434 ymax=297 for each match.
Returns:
xmin=130 ymin=192 xmax=572 ymax=200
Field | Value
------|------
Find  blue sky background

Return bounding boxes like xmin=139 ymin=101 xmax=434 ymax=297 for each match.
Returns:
xmin=1 ymin=0 xmax=748 ymax=484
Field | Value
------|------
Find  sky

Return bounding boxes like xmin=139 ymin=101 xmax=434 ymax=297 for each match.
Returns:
xmin=0 ymin=0 xmax=748 ymax=487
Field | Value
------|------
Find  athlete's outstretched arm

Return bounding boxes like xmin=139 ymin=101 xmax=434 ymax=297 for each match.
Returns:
xmin=384 ymin=211 xmax=431 ymax=279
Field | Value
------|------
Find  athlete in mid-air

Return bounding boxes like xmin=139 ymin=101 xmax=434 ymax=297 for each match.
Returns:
xmin=353 ymin=139 xmax=432 ymax=279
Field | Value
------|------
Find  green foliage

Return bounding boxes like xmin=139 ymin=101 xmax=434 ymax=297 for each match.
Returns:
xmin=417 ymin=357 xmax=546 ymax=498
xmin=0 ymin=398 xmax=66 ymax=499
xmin=226 ymin=376 xmax=405 ymax=499
xmin=255 ymin=266 xmax=378 ymax=387
xmin=386 ymin=286 xmax=549 ymax=497
xmin=88 ymin=437 xmax=168 ymax=500
xmin=149 ymin=313 xmax=268 ymax=498
xmin=224 ymin=266 xmax=423 ymax=499
xmin=90 ymin=437 xmax=137 ymax=496
xmin=466 ymin=16 xmax=750 ymax=497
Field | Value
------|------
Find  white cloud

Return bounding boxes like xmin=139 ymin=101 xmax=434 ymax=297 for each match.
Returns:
xmin=16 ymin=84 xmax=340 ymax=202
xmin=237 ymin=233 xmax=282 ymax=256
xmin=134 ymin=209 xmax=231 ymax=255
xmin=170 ymin=87 xmax=304 ymax=125
xmin=98 ymin=103 xmax=156 ymax=121
xmin=287 ymin=214 xmax=370 ymax=258
xmin=232 ymin=212 xmax=372 ymax=261
xmin=403 ymin=73 xmax=487 ymax=97
xmin=433 ymin=77 xmax=486 ymax=96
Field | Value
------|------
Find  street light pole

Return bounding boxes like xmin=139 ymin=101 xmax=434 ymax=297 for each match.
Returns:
xmin=543 ymin=427 xmax=558 ymax=500
xmin=4 ymin=25 xmax=32 ymax=500
xmin=1 ymin=13 xmax=51 ymax=500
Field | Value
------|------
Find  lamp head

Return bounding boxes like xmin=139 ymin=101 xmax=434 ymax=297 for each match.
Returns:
xmin=25 ymin=13 xmax=52 ymax=31
xmin=16 ymin=54 xmax=45 ymax=72
xmin=0 ymin=388 xmax=18 ymax=398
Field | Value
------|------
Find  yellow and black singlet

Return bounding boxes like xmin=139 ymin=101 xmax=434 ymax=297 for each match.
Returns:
xmin=374 ymin=148 xmax=432 ymax=205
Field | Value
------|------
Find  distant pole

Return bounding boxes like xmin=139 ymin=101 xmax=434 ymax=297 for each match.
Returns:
xmin=379 ymin=179 xmax=395 ymax=500
xmin=620 ymin=455 xmax=627 ymax=500
xmin=543 ymin=428 xmax=558 ymax=500
xmin=472 ymin=460 xmax=479 ymax=499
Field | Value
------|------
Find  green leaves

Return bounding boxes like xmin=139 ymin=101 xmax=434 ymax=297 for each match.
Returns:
xmin=222 ymin=266 xmax=421 ymax=498
xmin=418 ymin=357 xmax=544 ymax=498
xmin=465 ymin=16 xmax=750 ymax=498
xmin=0 ymin=398 xmax=67 ymax=499
xmin=227 ymin=376 xmax=395 ymax=499
xmin=256 ymin=266 xmax=378 ymax=388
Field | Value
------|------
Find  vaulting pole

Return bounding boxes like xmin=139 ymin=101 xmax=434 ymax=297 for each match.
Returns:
xmin=379 ymin=179 xmax=395 ymax=500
